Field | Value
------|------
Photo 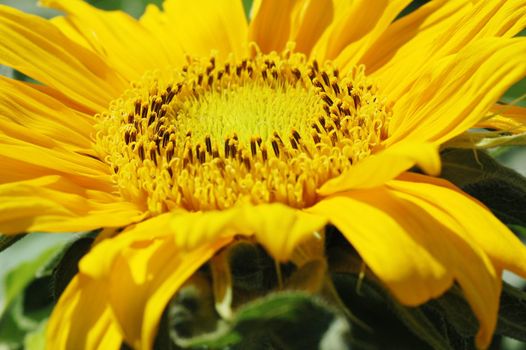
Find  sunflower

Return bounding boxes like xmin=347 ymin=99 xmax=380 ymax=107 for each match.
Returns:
xmin=1 ymin=0 xmax=526 ymax=349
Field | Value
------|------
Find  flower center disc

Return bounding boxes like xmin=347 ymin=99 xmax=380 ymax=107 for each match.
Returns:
xmin=95 ymin=49 xmax=391 ymax=213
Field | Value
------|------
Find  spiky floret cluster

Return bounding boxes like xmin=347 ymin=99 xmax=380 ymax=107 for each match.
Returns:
xmin=95 ymin=48 xmax=391 ymax=213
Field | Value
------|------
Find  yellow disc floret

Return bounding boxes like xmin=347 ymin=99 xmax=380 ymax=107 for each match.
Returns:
xmin=95 ymin=47 xmax=391 ymax=213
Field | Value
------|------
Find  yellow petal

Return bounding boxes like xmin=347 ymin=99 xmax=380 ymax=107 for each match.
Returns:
xmin=0 ymin=176 xmax=144 ymax=234
xmin=47 ymin=276 xmax=122 ymax=350
xmin=248 ymin=0 xmax=296 ymax=53
xmin=373 ymin=0 xmax=526 ymax=99
xmin=41 ymin=0 xmax=175 ymax=81
xmin=141 ymin=0 xmax=247 ymax=60
xmin=289 ymin=0 xmax=336 ymax=54
xmin=171 ymin=203 xmax=327 ymax=261
xmin=307 ymin=189 xmax=500 ymax=348
xmin=476 ymin=104 xmax=526 ymax=134
xmin=318 ymin=141 xmax=439 ymax=195
xmin=360 ymin=0 xmax=469 ymax=73
xmin=79 ymin=204 xmax=325 ymax=348
xmin=388 ymin=38 xmax=526 ymax=145
xmin=313 ymin=0 xmax=411 ymax=62
xmin=0 ymin=76 xmax=94 ymax=150
xmin=0 ymin=5 xmax=125 ymax=111
xmin=390 ymin=173 xmax=526 ymax=278
xmin=386 ymin=174 xmax=524 ymax=348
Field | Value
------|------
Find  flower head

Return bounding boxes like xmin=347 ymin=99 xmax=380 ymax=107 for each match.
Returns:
xmin=0 ymin=0 xmax=525 ymax=349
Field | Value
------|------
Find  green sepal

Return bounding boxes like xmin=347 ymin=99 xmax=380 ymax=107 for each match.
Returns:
xmin=48 ymin=236 xmax=95 ymax=300
xmin=179 ymin=291 xmax=350 ymax=350
xmin=440 ymin=148 xmax=526 ymax=229
xmin=497 ymin=282 xmax=526 ymax=342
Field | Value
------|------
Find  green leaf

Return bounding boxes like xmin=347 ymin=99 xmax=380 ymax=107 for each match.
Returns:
xmin=180 ymin=292 xmax=350 ymax=350
xmin=242 ymin=0 xmax=254 ymax=19
xmin=502 ymin=78 xmax=526 ymax=107
xmin=1 ymin=245 xmax=62 ymax=317
xmin=440 ymin=148 xmax=526 ymax=228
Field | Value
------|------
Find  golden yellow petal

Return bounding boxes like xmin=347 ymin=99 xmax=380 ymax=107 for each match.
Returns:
xmin=248 ymin=0 xmax=296 ymax=53
xmin=312 ymin=0 xmax=411 ymax=62
xmin=308 ymin=189 xmax=500 ymax=348
xmin=373 ymin=0 xmax=526 ymax=99
xmin=171 ymin=204 xmax=327 ymax=261
xmin=318 ymin=141 xmax=440 ymax=195
xmin=47 ymin=276 xmax=123 ymax=350
xmin=477 ymin=104 xmax=526 ymax=133
xmin=388 ymin=38 xmax=526 ymax=145
xmin=0 ymin=176 xmax=144 ymax=234
xmin=0 ymin=76 xmax=94 ymax=150
xmin=360 ymin=0 xmax=469 ymax=73
xmin=78 ymin=204 xmax=325 ymax=348
xmin=391 ymin=173 xmax=526 ymax=279
xmin=289 ymin=0 xmax=335 ymax=54
xmin=0 ymin=5 xmax=125 ymax=111
xmin=141 ymin=0 xmax=247 ymax=60
xmin=41 ymin=0 xmax=175 ymax=81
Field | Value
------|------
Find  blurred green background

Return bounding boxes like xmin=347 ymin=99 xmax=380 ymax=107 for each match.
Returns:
xmin=0 ymin=1 xmax=524 ymax=349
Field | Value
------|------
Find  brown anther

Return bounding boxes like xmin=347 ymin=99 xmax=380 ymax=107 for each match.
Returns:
xmin=262 ymin=69 xmax=268 ymax=80
xmin=148 ymin=112 xmax=157 ymax=126
xmin=134 ymin=100 xmax=141 ymax=115
xmin=261 ymin=146 xmax=268 ymax=161
xmin=312 ymin=60 xmax=319 ymax=72
xmin=138 ymin=144 xmax=145 ymax=161
xmin=329 ymin=130 xmax=338 ymax=145
xmin=312 ymin=132 xmax=321 ymax=144
xmin=159 ymin=105 xmax=168 ymax=118
xmin=256 ymin=136 xmax=262 ymax=146
xmin=230 ymin=141 xmax=237 ymax=158
xmin=353 ymin=94 xmax=361 ymax=107
xmin=271 ymin=140 xmax=280 ymax=157
xmin=225 ymin=63 xmax=230 ymax=75
xmin=141 ymin=102 xmax=149 ymax=119
xmin=165 ymin=142 xmax=174 ymax=161
xmin=272 ymin=70 xmax=278 ymax=80
xmin=127 ymin=113 xmax=134 ymax=124
xmin=197 ymin=74 xmax=203 ymax=85
xmin=236 ymin=65 xmax=242 ymax=77
xmin=162 ymin=132 xmax=170 ymax=147
xmin=321 ymin=71 xmax=330 ymax=86
xmin=321 ymin=94 xmax=333 ymax=106
xmin=332 ymin=82 xmax=341 ymax=95
xmin=292 ymin=130 xmax=301 ymax=143
xmin=205 ymin=136 xmax=212 ymax=154
xmin=292 ymin=68 xmax=301 ymax=80
xmin=224 ymin=139 xmax=230 ymax=158
xmin=124 ymin=130 xmax=131 ymax=144
xmin=150 ymin=147 xmax=158 ymax=166
xmin=243 ymin=156 xmax=251 ymax=171
xmin=290 ymin=137 xmax=298 ymax=149
xmin=313 ymin=79 xmax=325 ymax=91
xmin=241 ymin=59 xmax=247 ymax=70
xmin=250 ymin=138 xmax=257 ymax=156
xmin=247 ymin=66 xmax=253 ymax=77
xmin=207 ymin=75 xmax=214 ymax=87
